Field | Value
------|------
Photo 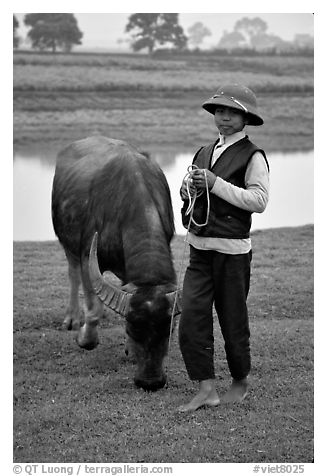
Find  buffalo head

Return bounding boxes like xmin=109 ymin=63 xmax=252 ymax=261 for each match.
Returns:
xmin=88 ymin=232 xmax=181 ymax=391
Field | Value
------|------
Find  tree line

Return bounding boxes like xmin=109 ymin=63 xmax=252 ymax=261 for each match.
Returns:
xmin=13 ymin=13 xmax=313 ymax=55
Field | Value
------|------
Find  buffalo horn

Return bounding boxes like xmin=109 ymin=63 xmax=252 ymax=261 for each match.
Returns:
xmin=88 ymin=232 xmax=133 ymax=317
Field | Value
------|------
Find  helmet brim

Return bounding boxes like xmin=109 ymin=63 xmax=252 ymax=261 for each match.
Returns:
xmin=202 ymin=97 xmax=264 ymax=126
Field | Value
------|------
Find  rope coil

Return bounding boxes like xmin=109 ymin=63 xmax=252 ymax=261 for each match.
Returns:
xmin=184 ymin=164 xmax=211 ymax=228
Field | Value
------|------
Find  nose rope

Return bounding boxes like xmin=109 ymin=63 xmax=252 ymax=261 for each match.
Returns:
xmin=165 ymin=165 xmax=211 ymax=388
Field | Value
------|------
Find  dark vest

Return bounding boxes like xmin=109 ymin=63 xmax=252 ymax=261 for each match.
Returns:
xmin=181 ymin=136 xmax=268 ymax=238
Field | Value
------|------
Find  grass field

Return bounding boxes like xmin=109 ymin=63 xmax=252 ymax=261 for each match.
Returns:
xmin=13 ymin=51 xmax=314 ymax=154
xmin=13 ymin=225 xmax=314 ymax=463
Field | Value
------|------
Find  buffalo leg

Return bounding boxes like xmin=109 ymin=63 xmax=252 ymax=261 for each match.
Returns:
xmin=63 ymin=252 xmax=82 ymax=331
xmin=77 ymin=259 xmax=103 ymax=350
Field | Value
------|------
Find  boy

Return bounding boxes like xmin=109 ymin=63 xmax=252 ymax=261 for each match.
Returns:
xmin=178 ymin=83 xmax=269 ymax=412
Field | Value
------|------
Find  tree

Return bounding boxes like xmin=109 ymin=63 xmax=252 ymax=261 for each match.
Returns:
xmin=251 ymin=33 xmax=285 ymax=51
xmin=125 ymin=13 xmax=187 ymax=54
xmin=294 ymin=34 xmax=314 ymax=49
xmin=234 ymin=17 xmax=268 ymax=48
xmin=24 ymin=13 xmax=83 ymax=53
xmin=217 ymin=30 xmax=246 ymax=50
xmin=13 ymin=14 xmax=20 ymax=49
xmin=187 ymin=22 xmax=211 ymax=49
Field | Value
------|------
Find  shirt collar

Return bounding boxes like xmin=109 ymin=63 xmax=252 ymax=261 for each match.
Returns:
xmin=216 ymin=130 xmax=246 ymax=148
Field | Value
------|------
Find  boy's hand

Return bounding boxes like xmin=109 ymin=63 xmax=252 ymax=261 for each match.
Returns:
xmin=180 ymin=178 xmax=196 ymax=200
xmin=192 ymin=169 xmax=216 ymax=190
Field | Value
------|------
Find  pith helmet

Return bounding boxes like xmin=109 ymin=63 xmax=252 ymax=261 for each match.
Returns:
xmin=202 ymin=83 xmax=264 ymax=126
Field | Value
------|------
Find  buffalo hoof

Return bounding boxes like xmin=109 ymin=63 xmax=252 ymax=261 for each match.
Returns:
xmin=77 ymin=324 xmax=99 ymax=350
xmin=134 ymin=376 xmax=167 ymax=392
xmin=62 ymin=315 xmax=81 ymax=331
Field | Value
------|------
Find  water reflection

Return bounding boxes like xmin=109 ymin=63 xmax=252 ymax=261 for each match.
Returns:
xmin=13 ymin=149 xmax=313 ymax=241
xmin=13 ymin=155 xmax=55 ymax=241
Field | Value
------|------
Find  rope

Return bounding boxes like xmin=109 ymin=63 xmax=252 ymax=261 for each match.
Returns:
xmin=184 ymin=165 xmax=211 ymax=227
xmin=165 ymin=165 xmax=211 ymax=387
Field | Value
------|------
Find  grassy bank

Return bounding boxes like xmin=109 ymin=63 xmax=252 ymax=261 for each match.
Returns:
xmin=13 ymin=52 xmax=313 ymax=154
xmin=13 ymin=225 xmax=313 ymax=463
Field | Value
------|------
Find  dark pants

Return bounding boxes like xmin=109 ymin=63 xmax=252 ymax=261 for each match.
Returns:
xmin=179 ymin=245 xmax=252 ymax=381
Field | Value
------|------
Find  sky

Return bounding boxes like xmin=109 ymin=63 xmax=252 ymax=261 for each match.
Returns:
xmin=14 ymin=12 xmax=314 ymax=51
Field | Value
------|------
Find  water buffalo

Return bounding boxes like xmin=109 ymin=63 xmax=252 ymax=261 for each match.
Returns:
xmin=51 ymin=136 xmax=181 ymax=391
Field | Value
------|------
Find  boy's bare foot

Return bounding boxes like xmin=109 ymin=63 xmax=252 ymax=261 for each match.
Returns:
xmin=178 ymin=379 xmax=220 ymax=412
xmin=221 ymin=378 xmax=248 ymax=403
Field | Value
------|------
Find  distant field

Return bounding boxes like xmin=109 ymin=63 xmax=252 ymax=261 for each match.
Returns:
xmin=13 ymin=52 xmax=313 ymax=93
xmin=14 ymin=51 xmax=313 ymax=73
xmin=13 ymin=51 xmax=314 ymax=153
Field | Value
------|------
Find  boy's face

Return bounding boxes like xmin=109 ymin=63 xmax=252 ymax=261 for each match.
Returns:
xmin=214 ymin=105 xmax=248 ymax=136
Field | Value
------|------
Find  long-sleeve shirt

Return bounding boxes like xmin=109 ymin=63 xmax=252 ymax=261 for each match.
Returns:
xmin=187 ymin=130 xmax=269 ymax=254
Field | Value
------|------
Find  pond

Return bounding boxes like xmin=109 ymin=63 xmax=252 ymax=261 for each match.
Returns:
xmin=13 ymin=148 xmax=313 ymax=241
